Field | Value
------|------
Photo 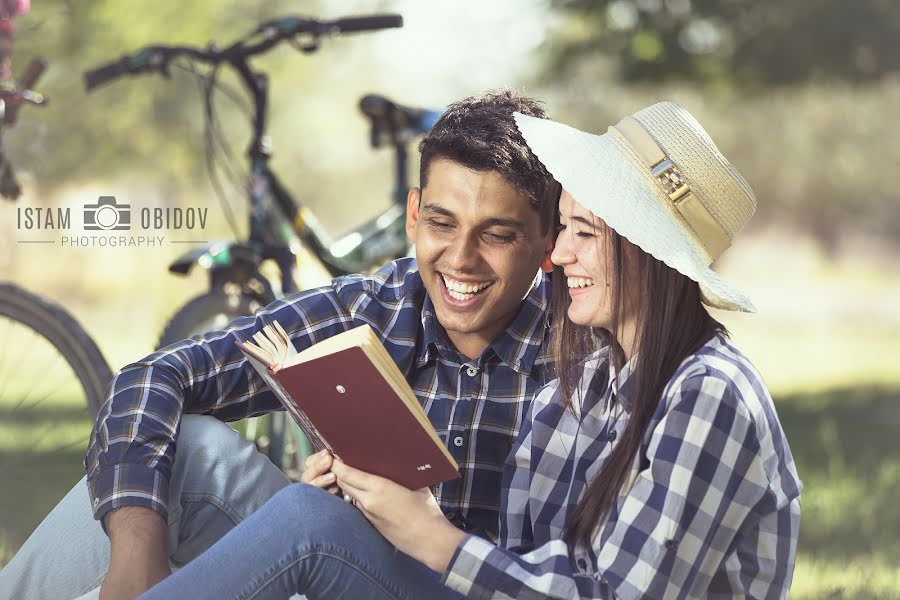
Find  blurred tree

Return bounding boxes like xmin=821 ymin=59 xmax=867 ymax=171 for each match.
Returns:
xmin=548 ymin=0 xmax=900 ymax=88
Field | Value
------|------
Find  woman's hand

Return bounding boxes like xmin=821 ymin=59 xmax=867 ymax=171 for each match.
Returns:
xmin=300 ymin=449 xmax=340 ymax=495
xmin=331 ymin=460 xmax=466 ymax=574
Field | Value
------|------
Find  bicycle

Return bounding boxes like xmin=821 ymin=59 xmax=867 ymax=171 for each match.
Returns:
xmin=83 ymin=13 xmax=440 ymax=472
xmin=0 ymin=3 xmax=114 ymax=554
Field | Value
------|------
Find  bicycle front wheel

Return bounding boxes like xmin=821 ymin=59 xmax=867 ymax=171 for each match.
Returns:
xmin=0 ymin=283 xmax=113 ymax=560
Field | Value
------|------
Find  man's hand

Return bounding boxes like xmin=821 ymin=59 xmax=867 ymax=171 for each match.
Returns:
xmin=300 ymin=449 xmax=340 ymax=494
xmin=100 ymin=507 xmax=170 ymax=600
xmin=332 ymin=461 xmax=466 ymax=574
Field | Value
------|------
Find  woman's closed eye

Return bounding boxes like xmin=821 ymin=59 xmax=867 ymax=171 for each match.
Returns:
xmin=557 ymin=223 xmax=596 ymax=239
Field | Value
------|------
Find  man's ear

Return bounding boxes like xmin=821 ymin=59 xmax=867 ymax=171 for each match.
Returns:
xmin=544 ymin=229 xmax=555 ymax=255
xmin=406 ymin=187 xmax=422 ymax=243
xmin=541 ymin=227 xmax=556 ymax=273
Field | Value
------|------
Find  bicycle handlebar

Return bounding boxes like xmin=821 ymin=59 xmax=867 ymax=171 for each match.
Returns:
xmin=83 ymin=57 xmax=132 ymax=90
xmin=327 ymin=14 xmax=403 ymax=33
xmin=84 ymin=13 xmax=403 ymax=91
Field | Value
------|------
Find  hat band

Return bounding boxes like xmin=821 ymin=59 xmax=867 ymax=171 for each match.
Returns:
xmin=610 ymin=116 xmax=731 ymax=261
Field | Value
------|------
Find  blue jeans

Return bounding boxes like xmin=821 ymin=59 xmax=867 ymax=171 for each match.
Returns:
xmin=0 ymin=416 xmax=292 ymax=600
xmin=139 ymin=484 xmax=468 ymax=600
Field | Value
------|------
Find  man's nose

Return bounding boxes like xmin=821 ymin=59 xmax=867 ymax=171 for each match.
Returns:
xmin=443 ymin=230 xmax=480 ymax=270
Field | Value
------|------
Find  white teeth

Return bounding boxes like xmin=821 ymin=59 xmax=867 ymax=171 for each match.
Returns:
xmin=442 ymin=274 xmax=491 ymax=297
xmin=567 ymin=277 xmax=594 ymax=289
xmin=448 ymin=289 xmax=475 ymax=301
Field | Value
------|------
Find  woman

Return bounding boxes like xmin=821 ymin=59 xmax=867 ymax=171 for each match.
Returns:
xmin=140 ymin=102 xmax=801 ymax=599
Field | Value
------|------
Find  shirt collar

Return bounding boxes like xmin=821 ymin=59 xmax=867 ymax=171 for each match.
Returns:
xmin=417 ymin=294 xmax=448 ymax=366
xmin=487 ymin=270 xmax=552 ymax=375
xmin=609 ymin=352 xmax=637 ymax=411
xmin=416 ymin=270 xmax=552 ymax=374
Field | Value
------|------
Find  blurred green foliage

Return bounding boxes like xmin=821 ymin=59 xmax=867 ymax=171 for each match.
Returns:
xmin=548 ymin=0 xmax=900 ymax=88
xmin=13 ymin=1 xmax=294 ymax=181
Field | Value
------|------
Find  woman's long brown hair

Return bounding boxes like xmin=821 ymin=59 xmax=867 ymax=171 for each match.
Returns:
xmin=553 ymin=225 xmax=725 ymax=549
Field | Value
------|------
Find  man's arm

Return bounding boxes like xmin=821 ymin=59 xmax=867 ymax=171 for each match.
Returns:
xmin=99 ymin=507 xmax=170 ymax=600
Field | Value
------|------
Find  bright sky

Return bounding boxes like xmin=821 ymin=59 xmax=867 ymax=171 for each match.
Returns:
xmin=323 ymin=0 xmax=553 ymax=104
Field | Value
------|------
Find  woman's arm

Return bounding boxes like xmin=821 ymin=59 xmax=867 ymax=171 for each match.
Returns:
xmin=331 ymin=461 xmax=466 ymax=572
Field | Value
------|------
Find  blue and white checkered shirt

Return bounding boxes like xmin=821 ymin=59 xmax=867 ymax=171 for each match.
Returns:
xmin=85 ymin=258 xmax=554 ymax=539
xmin=444 ymin=333 xmax=802 ymax=599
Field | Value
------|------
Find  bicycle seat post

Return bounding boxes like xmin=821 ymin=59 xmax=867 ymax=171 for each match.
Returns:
xmin=393 ymin=141 xmax=408 ymax=206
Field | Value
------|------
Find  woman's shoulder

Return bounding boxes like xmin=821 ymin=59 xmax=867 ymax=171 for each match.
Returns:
xmin=668 ymin=333 xmax=769 ymax=409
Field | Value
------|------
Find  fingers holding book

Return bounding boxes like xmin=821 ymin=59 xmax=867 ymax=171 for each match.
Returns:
xmin=331 ymin=460 xmax=465 ymax=574
xmin=301 ymin=449 xmax=341 ymax=495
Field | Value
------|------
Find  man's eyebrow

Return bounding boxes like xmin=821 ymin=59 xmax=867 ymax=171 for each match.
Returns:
xmin=421 ymin=203 xmax=455 ymax=218
xmin=482 ymin=217 xmax=526 ymax=230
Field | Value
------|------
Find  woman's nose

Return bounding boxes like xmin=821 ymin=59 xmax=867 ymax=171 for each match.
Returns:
xmin=551 ymin=229 xmax=574 ymax=266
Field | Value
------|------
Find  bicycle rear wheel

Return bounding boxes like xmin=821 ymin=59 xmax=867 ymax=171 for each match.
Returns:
xmin=0 ymin=283 xmax=113 ymax=561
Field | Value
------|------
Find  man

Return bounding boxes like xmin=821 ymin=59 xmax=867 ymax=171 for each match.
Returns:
xmin=0 ymin=90 xmax=560 ymax=600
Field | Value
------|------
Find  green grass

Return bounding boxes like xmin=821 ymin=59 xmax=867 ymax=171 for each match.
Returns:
xmin=777 ymin=386 xmax=900 ymax=599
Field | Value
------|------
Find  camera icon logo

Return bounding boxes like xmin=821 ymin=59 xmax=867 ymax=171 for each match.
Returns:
xmin=84 ymin=196 xmax=131 ymax=231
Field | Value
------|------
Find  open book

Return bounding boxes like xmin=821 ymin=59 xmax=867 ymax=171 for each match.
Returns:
xmin=236 ymin=321 xmax=459 ymax=489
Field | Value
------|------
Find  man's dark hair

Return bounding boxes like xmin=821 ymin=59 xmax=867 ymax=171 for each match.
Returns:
xmin=418 ymin=90 xmax=560 ymax=233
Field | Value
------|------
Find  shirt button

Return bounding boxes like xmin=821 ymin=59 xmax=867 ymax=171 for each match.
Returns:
xmin=466 ymin=366 xmax=478 ymax=377
xmin=577 ymin=558 xmax=588 ymax=570
xmin=608 ymin=429 xmax=617 ymax=443
xmin=93 ymin=498 xmax=100 ymax=507
xmin=453 ymin=436 xmax=464 ymax=447
xmin=664 ymin=538 xmax=677 ymax=550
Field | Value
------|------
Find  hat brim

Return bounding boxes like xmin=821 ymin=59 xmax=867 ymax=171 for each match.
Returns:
xmin=515 ymin=112 xmax=755 ymax=313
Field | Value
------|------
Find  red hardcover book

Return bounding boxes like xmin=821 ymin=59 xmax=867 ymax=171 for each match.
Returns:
xmin=237 ymin=322 xmax=459 ymax=490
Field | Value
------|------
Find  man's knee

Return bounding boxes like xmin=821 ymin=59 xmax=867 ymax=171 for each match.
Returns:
xmin=174 ymin=415 xmax=255 ymax=466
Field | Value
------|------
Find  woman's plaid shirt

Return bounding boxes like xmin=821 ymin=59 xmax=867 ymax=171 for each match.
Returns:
xmin=444 ymin=333 xmax=802 ymax=599
xmin=84 ymin=258 xmax=553 ymax=539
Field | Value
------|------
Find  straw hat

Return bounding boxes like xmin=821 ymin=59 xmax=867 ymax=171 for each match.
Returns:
xmin=515 ymin=102 xmax=757 ymax=312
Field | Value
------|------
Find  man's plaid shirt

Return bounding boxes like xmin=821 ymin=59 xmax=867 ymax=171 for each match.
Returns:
xmin=444 ymin=333 xmax=802 ymax=599
xmin=85 ymin=258 xmax=553 ymax=539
